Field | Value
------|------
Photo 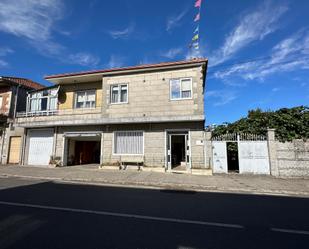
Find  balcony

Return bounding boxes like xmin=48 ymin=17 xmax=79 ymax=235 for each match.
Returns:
xmin=16 ymin=107 xmax=102 ymax=127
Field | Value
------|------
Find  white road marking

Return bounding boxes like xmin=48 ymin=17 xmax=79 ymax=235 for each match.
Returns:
xmin=271 ymin=228 xmax=309 ymax=235
xmin=0 ymin=200 xmax=243 ymax=229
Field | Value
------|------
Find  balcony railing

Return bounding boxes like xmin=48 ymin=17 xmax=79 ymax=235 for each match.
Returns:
xmin=16 ymin=107 xmax=101 ymax=118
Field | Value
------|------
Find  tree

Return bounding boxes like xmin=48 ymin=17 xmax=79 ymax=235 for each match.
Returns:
xmin=211 ymin=106 xmax=309 ymax=142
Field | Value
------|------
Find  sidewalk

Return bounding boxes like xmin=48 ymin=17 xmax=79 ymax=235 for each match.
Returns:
xmin=0 ymin=165 xmax=308 ymax=197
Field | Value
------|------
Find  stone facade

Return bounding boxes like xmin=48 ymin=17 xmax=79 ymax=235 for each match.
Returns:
xmin=102 ymin=66 xmax=204 ymax=119
xmin=48 ymin=121 xmax=205 ymax=169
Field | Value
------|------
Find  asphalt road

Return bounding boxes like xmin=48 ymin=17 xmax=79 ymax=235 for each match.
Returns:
xmin=0 ymin=176 xmax=308 ymax=249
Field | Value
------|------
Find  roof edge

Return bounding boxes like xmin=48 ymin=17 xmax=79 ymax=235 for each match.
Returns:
xmin=45 ymin=58 xmax=208 ymax=80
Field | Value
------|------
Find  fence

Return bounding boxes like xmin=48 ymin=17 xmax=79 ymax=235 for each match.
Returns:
xmin=211 ymin=132 xmax=270 ymax=174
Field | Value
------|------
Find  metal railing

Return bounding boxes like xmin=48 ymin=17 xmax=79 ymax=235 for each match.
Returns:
xmin=16 ymin=110 xmax=58 ymax=117
xmin=212 ymin=133 xmax=267 ymax=141
xmin=16 ymin=107 xmax=101 ymax=118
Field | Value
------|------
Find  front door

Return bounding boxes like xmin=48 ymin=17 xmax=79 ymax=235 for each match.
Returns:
xmin=8 ymin=136 xmax=22 ymax=164
xmin=167 ymin=131 xmax=190 ymax=171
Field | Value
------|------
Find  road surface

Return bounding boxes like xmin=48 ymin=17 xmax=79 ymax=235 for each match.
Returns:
xmin=0 ymin=176 xmax=308 ymax=249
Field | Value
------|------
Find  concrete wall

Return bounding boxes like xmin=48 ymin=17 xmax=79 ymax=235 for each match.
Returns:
xmin=268 ymin=129 xmax=309 ymax=177
xmin=59 ymin=81 xmax=102 ymax=110
xmin=267 ymin=129 xmax=309 ymax=177
xmin=102 ymin=66 xmax=204 ymax=119
xmin=52 ymin=122 xmax=204 ymax=169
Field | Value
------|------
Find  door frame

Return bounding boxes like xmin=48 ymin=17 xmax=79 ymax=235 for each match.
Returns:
xmin=8 ymin=136 xmax=22 ymax=164
xmin=165 ymin=129 xmax=191 ymax=171
xmin=26 ymin=128 xmax=55 ymax=165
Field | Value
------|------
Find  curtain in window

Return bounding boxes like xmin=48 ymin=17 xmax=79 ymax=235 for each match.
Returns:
xmin=120 ymin=85 xmax=127 ymax=102
xmin=114 ymin=131 xmax=143 ymax=154
xmin=170 ymin=79 xmax=181 ymax=99
xmin=49 ymin=97 xmax=57 ymax=110
xmin=181 ymin=79 xmax=192 ymax=98
xmin=111 ymin=86 xmax=119 ymax=103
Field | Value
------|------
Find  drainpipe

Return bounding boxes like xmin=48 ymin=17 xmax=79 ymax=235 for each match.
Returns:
xmin=13 ymin=84 xmax=21 ymax=120
xmin=0 ymin=127 xmax=6 ymax=164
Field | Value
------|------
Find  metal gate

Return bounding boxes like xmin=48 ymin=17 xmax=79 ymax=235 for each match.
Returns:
xmin=212 ymin=133 xmax=270 ymax=174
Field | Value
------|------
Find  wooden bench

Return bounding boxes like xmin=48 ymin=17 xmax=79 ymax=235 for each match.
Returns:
xmin=120 ymin=155 xmax=144 ymax=171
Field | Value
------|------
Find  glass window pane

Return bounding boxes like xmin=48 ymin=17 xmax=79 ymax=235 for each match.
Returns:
xmin=114 ymin=131 xmax=143 ymax=154
xmin=181 ymin=79 xmax=191 ymax=91
xmin=111 ymin=86 xmax=119 ymax=103
xmin=77 ymin=93 xmax=85 ymax=102
xmin=182 ymin=90 xmax=191 ymax=98
xmin=120 ymin=85 xmax=127 ymax=102
xmin=170 ymin=79 xmax=181 ymax=99
xmin=49 ymin=97 xmax=57 ymax=110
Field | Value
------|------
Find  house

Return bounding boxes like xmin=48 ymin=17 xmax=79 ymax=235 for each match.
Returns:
xmin=0 ymin=76 xmax=44 ymax=164
xmin=15 ymin=58 xmax=208 ymax=172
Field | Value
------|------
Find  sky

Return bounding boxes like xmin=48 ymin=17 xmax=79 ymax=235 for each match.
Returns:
xmin=0 ymin=0 xmax=308 ymax=125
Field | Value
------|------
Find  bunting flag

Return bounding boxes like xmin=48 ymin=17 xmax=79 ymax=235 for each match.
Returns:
xmin=189 ymin=0 xmax=203 ymax=56
xmin=195 ymin=0 xmax=202 ymax=8
xmin=192 ymin=34 xmax=199 ymax=41
xmin=194 ymin=13 xmax=200 ymax=22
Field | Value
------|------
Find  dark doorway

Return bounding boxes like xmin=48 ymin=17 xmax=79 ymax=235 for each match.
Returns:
xmin=227 ymin=142 xmax=239 ymax=172
xmin=67 ymin=140 xmax=100 ymax=165
xmin=171 ymin=135 xmax=186 ymax=169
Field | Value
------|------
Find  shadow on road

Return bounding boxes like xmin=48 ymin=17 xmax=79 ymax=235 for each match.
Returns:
xmin=0 ymin=179 xmax=308 ymax=249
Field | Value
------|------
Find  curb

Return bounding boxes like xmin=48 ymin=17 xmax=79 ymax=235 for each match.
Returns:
xmin=1 ymin=173 xmax=309 ymax=198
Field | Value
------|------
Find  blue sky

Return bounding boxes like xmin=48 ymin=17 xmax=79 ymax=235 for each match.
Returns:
xmin=0 ymin=0 xmax=308 ymax=125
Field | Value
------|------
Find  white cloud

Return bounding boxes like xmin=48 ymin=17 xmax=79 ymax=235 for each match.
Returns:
xmin=214 ymin=30 xmax=309 ymax=81
xmin=0 ymin=59 xmax=8 ymax=67
xmin=0 ymin=47 xmax=14 ymax=67
xmin=106 ymin=55 xmax=125 ymax=68
xmin=166 ymin=8 xmax=188 ymax=31
xmin=0 ymin=47 xmax=14 ymax=56
xmin=205 ymin=90 xmax=238 ymax=106
xmin=210 ymin=1 xmax=288 ymax=66
xmin=68 ymin=53 xmax=100 ymax=67
xmin=0 ymin=0 xmax=63 ymax=42
xmin=272 ymin=87 xmax=280 ymax=92
xmin=108 ymin=23 xmax=135 ymax=39
xmin=160 ymin=47 xmax=183 ymax=59
xmin=0 ymin=0 xmax=99 ymax=67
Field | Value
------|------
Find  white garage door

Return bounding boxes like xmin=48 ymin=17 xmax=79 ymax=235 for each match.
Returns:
xmin=28 ymin=129 xmax=54 ymax=165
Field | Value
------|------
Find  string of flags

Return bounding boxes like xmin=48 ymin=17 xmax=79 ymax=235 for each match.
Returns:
xmin=190 ymin=0 xmax=203 ymax=52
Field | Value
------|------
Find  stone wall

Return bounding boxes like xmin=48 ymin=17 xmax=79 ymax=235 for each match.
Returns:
xmin=268 ymin=129 xmax=309 ymax=177
xmin=102 ymin=66 xmax=204 ymax=119
xmin=51 ymin=122 xmax=205 ymax=169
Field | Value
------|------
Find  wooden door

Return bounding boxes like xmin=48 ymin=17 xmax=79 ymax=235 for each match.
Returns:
xmin=8 ymin=136 xmax=22 ymax=164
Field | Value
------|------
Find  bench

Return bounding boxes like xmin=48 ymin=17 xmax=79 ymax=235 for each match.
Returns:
xmin=120 ymin=155 xmax=144 ymax=171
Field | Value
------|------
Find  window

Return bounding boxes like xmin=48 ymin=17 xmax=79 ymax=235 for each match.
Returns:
xmin=28 ymin=87 xmax=58 ymax=112
xmin=110 ymin=84 xmax=128 ymax=104
xmin=114 ymin=131 xmax=143 ymax=154
xmin=170 ymin=78 xmax=192 ymax=100
xmin=0 ymin=96 xmax=3 ymax=109
xmin=75 ymin=90 xmax=96 ymax=109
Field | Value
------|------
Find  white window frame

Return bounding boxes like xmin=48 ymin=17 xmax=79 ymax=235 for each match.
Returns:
xmin=113 ymin=130 xmax=144 ymax=155
xmin=110 ymin=84 xmax=128 ymax=104
xmin=170 ymin=77 xmax=193 ymax=100
xmin=27 ymin=87 xmax=59 ymax=112
xmin=74 ymin=89 xmax=96 ymax=109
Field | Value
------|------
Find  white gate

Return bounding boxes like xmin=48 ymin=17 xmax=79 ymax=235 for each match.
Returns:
xmin=212 ymin=141 xmax=227 ymax=173
xmin=238 ymin=141 xmax=270 ymax=174
xmin=212 ymin=133 xmax=270 ymax=175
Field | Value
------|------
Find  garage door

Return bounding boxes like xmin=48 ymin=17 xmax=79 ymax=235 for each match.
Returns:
xmin=8 ymin=136 xmax=22 ymax=164
xmin=28 ymin=129 xmax=54 ymax=165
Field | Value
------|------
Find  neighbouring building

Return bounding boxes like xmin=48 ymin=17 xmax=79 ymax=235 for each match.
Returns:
xmin=0 ymin=76 xmax=44 ymax=164
xmin=15 ymin=58 xmax=208 ymax=172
